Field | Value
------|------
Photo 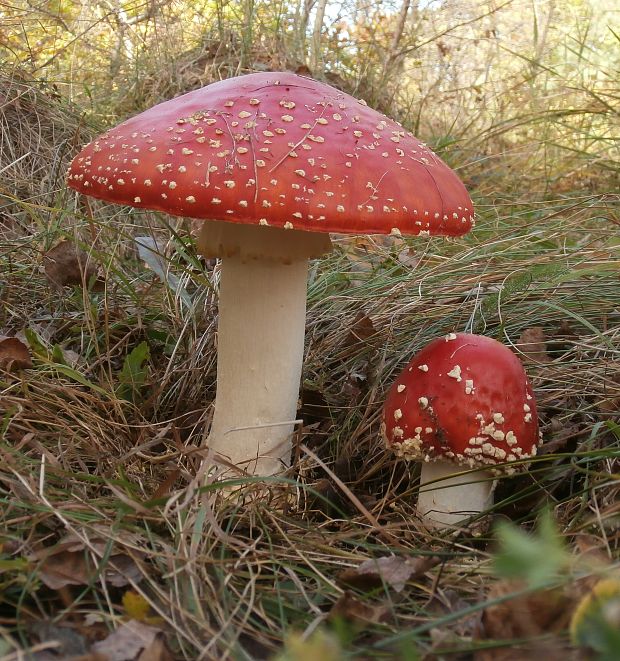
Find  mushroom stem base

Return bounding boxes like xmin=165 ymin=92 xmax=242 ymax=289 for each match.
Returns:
xmin=417 ymin=461 xmax=495 ymax=528
xmin=205 ymin=253 xmax=309 ymax=477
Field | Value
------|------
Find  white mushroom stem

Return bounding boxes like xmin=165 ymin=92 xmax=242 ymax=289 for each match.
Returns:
xmin=198 ymin=221 xmax=331 ymax=477
xmin=417 ymin=461 xmax=495 ymax=528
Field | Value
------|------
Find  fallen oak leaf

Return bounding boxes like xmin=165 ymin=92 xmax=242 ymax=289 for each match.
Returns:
xmin=337 ymin=554 xmax=438 ymax=593
xmin=343 ymin=311 xmax=378 ymax=349
xmin=43 ymin=239 xmax=101 ymax=290
xmin=30 ymin=533 xmax=143 ymax=590
xmin=91 ymin=620 xmax=170 ymax=661
xmin=516 ymin=327 xmax=551 ymax=364
xmin=33 ymin=549 xmax=90 ymax=590
xmin=474 ymin=579 xmax=577 ymax=661
xmin=104 ymin=553 xmax=144 ymax=588
xmin=0 ymin=336 xmax=32 ymax=370
xmin=329 ymin=590 xmax=391 ymax=628
xmin=306 ymin=478 xmax=343 ymax=518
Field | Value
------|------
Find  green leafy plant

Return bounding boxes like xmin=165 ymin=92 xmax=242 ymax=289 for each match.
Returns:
xmin=493 ymin=509 xmax=571 ymax=588
xmin=116 ymin=341 xmax=150 ymax=403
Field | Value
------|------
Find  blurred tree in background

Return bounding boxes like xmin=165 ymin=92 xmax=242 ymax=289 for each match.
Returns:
xmin=1 ymin=0 xmax=618 ymax=195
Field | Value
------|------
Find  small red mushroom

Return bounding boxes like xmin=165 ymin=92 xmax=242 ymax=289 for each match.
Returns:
xmin=382 ymin=333 xmax=541 ymax=527
xmin=68 ymin=72 xmax=474 ymax=478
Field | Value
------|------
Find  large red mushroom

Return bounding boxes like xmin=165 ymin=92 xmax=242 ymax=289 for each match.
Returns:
xmin=68 ymin=72 xmax=474 ymax=477
xmin=382 ymin=333 xmax=541 ymax=527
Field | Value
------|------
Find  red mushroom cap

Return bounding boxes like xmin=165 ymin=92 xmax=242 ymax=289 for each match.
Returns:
xmin=67 ymin=72 xmax=474 ymax=237
xmin=382 ymin=333 xmax=540 ymax=470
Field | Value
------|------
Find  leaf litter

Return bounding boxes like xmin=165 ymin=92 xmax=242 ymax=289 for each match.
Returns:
xmin=43 ymin=239 xmax=102 ymax=290
xmin=337 ymin=554 xmax=439 ymax=593
xmin=29 ymin=532 xmax=144 ymax=590
xmin=0 ymin=336 xmax=32 ymax=370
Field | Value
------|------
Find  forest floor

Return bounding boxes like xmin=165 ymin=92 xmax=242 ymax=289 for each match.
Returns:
xmin=0 ymin=65 xmax=618 ymax=660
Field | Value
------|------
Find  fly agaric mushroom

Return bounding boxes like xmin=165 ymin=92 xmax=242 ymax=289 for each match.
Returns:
xmin=382 ymin=333 xmax=541 ymax=527
xmin=67 ymin=72 xmax=474 ymax=477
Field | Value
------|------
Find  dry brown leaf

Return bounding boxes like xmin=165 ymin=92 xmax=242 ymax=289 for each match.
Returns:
xmin=31 ymin=533 xmax=143 ymax=590
xmin=149 ymin=468 xmax=181 ymax=501
xmin=329 ymin=590 xmax=390 ymax=627
xmin=0 ymin=336 xmax=32 ymax=370
xmin=30 ymin=652 xmax=108 ymax=661
xmin=91 ymin=620 xmax=169 ymax=661
xmin=427 ymin=587 xmax=480 ymax=639
xmin=136 ymin=634 xmax=173 ymax=661
xmin=43 ymin=240 xmax=100 ymax=289
xmin=306 ymin=478 xmax=342 ymax=518
xmin=343 ymin=311 xmax=378 ymax=349
xmin=397 ymin=246 xmax=421 ymax=269
xmin=539 ymin=417 xmax=582 ymax=454
xmin=35 ymin=550 xmax=90 ymax=590
xmin=337 ymin=555 xmax=437 ymax=593
xmin=30 ymin=621 xmax=89 ymax=659
xmin=474 ymin=579 xmax=578 ymax=661
xmin=574 ymin=535 xmax=615 ymax=570
xmin=476 ymin=540 xmax=616 ymax=660
xmin=516 ymin=327 xmax=551 ymax=364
